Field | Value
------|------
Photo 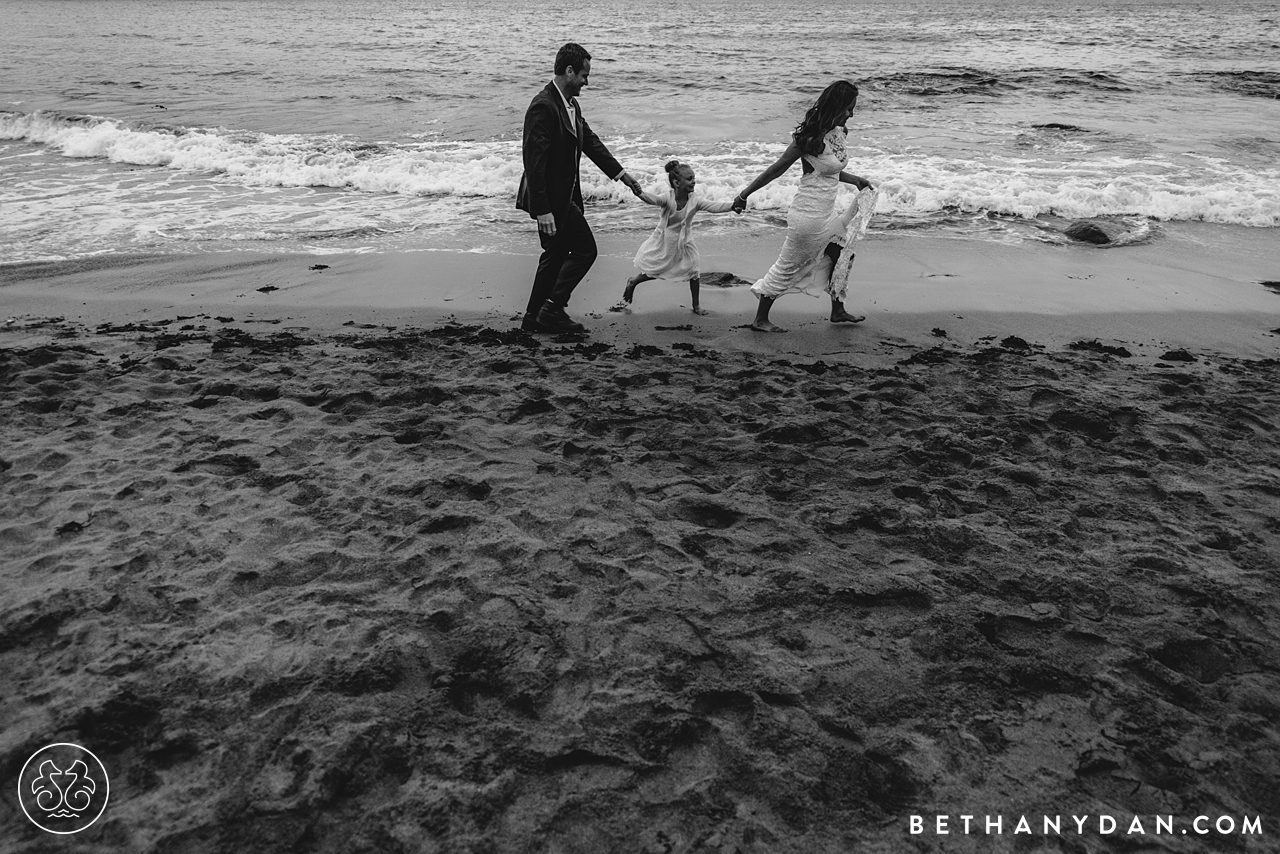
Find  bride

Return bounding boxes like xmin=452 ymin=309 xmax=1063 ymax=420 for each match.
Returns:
xmin=732 ymin=80 xmax=877 ymax=332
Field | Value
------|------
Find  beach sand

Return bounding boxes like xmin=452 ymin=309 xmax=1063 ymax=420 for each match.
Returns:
xmin=2 ymin=230 xmax=1279 ymax=852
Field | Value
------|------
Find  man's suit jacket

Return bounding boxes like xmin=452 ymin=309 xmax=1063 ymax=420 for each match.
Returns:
xmin=516 ymin=82 xmax=623 ymax=219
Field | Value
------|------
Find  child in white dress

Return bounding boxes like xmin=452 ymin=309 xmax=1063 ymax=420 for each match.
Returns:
xmin=612 ymin=160 xmax=735 ymax=315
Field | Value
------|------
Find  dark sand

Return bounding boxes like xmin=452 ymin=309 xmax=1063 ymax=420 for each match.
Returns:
xmin=2 ymin=232 xmax=1279 ymax=852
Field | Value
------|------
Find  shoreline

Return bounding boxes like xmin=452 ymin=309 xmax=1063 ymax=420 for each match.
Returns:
xmin=3 ymin=226 xmax=1278 ymax=364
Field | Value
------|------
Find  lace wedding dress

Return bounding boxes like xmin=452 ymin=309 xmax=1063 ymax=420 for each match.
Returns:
xmin=750 ymin=126 xmax=876 ymax=302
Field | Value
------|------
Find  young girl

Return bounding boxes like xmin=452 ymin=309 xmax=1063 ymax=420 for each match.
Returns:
xmin=611 ymin=160 xmax=735 ymax=315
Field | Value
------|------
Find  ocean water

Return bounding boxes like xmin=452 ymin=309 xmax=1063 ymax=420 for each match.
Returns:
xmin=2 ymin=0 xmax=1278 ymax=264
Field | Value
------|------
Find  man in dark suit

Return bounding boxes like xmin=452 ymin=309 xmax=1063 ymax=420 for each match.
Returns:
xmin=517 ymin=42 xmax=642 ymax=334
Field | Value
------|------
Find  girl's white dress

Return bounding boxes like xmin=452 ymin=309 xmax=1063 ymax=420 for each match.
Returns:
xmin=634 ymin=189 xmax=734 ymax=280
xmin=750 ymin=126 xmax=876 ymax=302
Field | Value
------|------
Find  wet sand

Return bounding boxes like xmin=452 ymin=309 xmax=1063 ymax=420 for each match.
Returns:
xmin=2 ymin=232 xmax=1279 ymax=852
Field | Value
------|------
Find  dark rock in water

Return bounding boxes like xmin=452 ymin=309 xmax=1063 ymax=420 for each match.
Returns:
xmin=1069 ymin=339 xmax=1132 ymax=358
xmin=1064 ymin=220 xmax=1122 ymax=245
xmin=1000 ymin=335 xmax=1031 ymax=351
xmin=1159 ymin=349 xmax=1196 ymax=362
xmin=1261 ymin=280 xmax=1280 ymax=295
xmin=701 ymin=271 xmax=752 ymax=288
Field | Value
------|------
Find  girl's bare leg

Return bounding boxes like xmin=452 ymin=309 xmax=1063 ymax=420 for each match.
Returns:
xmin=611 ymin=273 xmax=655 ymax=312
xmin=690 ymin=276 xmax=708 ymax=315
xmin=624 ymin=273 xmax=654 ymax=303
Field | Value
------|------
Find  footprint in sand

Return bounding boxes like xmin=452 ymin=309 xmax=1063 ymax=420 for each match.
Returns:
xmin=173 ymin=454 xmax=261 ymax=476
xmin=1029 ymin=388 xmax=1066 ymax=412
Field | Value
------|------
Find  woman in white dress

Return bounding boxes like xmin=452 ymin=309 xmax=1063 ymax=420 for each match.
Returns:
xmin=732 ymin=80 xmax=876 ymax=332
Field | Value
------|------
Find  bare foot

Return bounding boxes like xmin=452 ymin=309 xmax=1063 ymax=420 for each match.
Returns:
xmin=607 ymin=301 xmax=630 ymax=313
xmin=623 ymin=276 xmax=640 ymax=303
xmin=750 ymin=320 xmax=786 ymax=333
xmin=692 ymin=307 xmax=709 ymax=316
xmin=830 ymin=307 xmax=865 ymax=323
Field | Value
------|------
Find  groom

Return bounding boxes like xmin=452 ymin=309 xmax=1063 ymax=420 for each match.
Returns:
xmin=516 ymin=42 xmax=642 ymax=334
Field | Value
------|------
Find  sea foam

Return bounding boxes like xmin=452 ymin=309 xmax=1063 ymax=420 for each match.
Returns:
xmin=4 ymin=111 xmax=1278 ymax=229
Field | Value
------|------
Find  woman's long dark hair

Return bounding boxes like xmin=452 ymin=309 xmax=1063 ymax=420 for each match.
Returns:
xmin=793 ymin=80 xmax=859 ymax=157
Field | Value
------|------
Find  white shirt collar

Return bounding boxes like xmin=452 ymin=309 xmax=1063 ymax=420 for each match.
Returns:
xmin=552 ymin=79 xmax=576 ymax=117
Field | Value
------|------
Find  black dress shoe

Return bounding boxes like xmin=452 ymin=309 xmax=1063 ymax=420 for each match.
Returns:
xmin=519 ymin=314 xmax=548 ymax=333
xmin=536 ymin=304 xmax=586 ymax=334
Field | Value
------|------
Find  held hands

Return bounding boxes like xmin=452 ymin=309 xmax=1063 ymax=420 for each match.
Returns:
xmin=731 ymin=191 xmax=748 ymax=214
xmin=617 ymin=171 xmax=643 ymax=197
